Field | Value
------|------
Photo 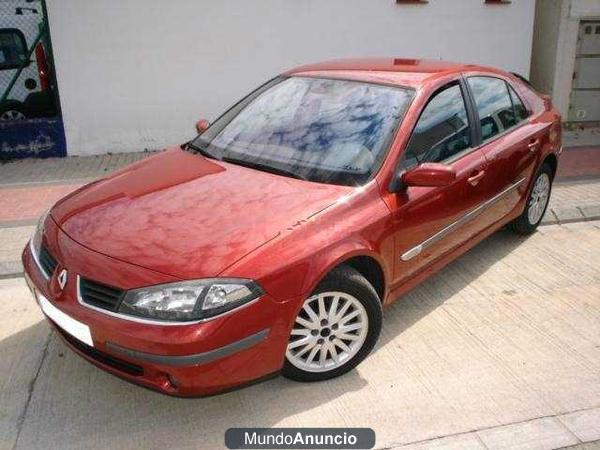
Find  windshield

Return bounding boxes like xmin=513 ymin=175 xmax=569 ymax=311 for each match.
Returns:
xmin=190 ymin=76 xmax=413 ymax=186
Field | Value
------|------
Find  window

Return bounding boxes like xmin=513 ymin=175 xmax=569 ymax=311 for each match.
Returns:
xmin=191 ymin=77 xmax=412 ymax=186
xmin=401 ymin=83 xmax=471 ymax=169
xmin=468 ymin=77 xmax=517 ymax=142
xmin=0 ymin=29 xmax=27 ymax=70
xmin=507 ymin=84 xmax=529 ymax=122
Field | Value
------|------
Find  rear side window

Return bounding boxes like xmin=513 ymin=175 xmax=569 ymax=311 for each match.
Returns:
xmin=0 ymin=29 xmax=27 ymax=70
xmin=468 ymin=77 xmax=518 ymax=142
xmin=402 ymin=83 xmax=471 ymax=169
xmin=507 ymin=84 xmax=529 ymax=122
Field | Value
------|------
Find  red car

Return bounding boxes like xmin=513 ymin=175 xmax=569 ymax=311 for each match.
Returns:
xmin=22 ymin=59 xmax=561 ymax=396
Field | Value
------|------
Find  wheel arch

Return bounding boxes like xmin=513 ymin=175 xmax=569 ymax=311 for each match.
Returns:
xmin=340 ymin=255 xmax=386 ymax=302
xmin=542 ymin=153 xmax=558 ymax=180
xmin=304 ymin=245 xmax=389 ymax=304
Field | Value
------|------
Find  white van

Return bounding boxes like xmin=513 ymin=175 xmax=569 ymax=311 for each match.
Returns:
xmin=0 ymin=0 xmax=56 ymax=120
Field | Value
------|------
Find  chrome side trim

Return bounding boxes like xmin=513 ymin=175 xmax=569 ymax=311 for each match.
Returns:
xmin=106 ymin=328 xmax=270 ymax=367
xmin=75 ymin=275 xmax=261 ymax=326
xmin=401 ymin=245 xmax=423 ymax=261
xmin=29 ymin=239 xmax=50 ymax=280
xmin=401 ymin=177 xmax=526 ymax=261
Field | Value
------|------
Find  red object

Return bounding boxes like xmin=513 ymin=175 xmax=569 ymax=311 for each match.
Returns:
xmin=34 ymin=42 xmax=50 ymax=92
xmin=22 ymin=58 xmax=562 ymax=396
xmin=402 ymin=163 xmax=457 ymax=187
xmin=195 ymin=119 xmax=210 ymax=134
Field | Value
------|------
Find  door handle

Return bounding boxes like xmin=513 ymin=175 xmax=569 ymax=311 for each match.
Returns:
xmin=528 ymin=139 xmax=541 ymax=152
xmin=467 ymin=169 xmax=485 ymax=186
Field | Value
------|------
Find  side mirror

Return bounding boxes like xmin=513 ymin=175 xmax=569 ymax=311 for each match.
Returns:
xmin=401 ymin=163 xmax=456 ymax=188
xmin=195 ymin=119 xmax=210 ymax=134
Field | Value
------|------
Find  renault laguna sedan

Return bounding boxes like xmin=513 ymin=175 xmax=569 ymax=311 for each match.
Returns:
xmin=22 ymin=58 xmax=561 ymax=396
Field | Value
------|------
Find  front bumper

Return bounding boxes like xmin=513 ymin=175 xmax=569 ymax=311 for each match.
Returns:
xmin=23 ymin=220 xmax=299 ymax=396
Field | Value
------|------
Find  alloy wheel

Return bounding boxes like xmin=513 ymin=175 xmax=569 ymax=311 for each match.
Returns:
xmin=0 ymin=110 xmax=27 ymax=121
xmin=286 ymin=291 xmax=369 ymax=373
xmin=527 ymin=172 xmax=550 ymax=225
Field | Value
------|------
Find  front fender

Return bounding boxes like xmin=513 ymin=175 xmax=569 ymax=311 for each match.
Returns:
xmin=297 ymin=239 xmax=391 ymax=303
xmin=224 ymin=184 xmax=394 ymax=304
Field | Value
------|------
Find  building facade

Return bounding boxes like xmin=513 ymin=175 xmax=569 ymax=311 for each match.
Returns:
xmin=0 ymin=0 xmax=541 ymax=158
xmin=41 ymin=0 xmax=537 ymax=156
xmin=530 ymin=0 xmax=600 ymax=125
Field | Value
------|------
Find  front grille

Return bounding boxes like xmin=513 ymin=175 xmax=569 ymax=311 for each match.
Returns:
xmin=54 ymin=323 xmax=144 ymax=376
xmin=39 ymin=245 xmax=58 ymax=277
xmin=79 ymin=277 xmax=124 ymax=312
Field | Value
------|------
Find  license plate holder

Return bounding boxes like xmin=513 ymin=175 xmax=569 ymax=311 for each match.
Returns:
xmin=37 ymin=293 xmax=94 ymax=347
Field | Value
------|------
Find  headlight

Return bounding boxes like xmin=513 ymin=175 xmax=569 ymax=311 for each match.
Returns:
xmin=31 ymin=208 xmax=50 ymax=257
xmin=119 ymin=279 xmax=263 ymax=322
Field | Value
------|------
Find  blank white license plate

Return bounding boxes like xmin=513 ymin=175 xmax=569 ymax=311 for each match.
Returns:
xmin=37 ymin=293 xmax=94 ymax=347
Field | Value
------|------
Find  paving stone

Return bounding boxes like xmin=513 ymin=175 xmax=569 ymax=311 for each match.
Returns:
xmin=477 ymin=417 xmax=578 ymax=450
xmin=393 ymin=433 xmax=486 ymax=449
xmin=0 ymin=261 xmax=23 ymax=278
xmin=560 ymin=408 xmax=600 ymax=443
xmin=552 ymin=206 xmax=585 ymax=224
xmin=562 ymin=442 xmax=600 ymax=450
xmin=0 ymin=152 xmax=155 ymax=185
xmin=580 ymin=204 xmax=600 ymax=221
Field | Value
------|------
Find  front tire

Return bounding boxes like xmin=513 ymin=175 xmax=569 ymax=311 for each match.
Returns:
xmin=511 ymin=162 xmax=553 ymax=235
xmin=282 ymin=266 xmax=382 ymax=382
xmin=0 ymin=103 xmax=28 ymax=121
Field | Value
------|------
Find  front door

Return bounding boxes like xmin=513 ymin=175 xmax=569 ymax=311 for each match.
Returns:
xmin=387 ymin=81 xmax=490 ymax=286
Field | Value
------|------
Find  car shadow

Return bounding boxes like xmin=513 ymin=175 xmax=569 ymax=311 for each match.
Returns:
xmin=376 ymin=227 xmax=532 ymax=349
xmin=1 ymin=228 xmax=533 ymax=449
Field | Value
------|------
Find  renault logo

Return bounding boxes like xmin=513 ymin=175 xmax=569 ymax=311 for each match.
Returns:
xmin=57 ymin=269 xmax=68 ymax=290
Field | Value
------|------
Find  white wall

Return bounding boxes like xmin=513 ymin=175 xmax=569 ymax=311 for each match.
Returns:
xmin=46 ymin=0 xmax=536 ymax=156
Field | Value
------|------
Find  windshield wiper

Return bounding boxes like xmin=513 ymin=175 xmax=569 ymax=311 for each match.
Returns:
xmin=186 ymin=142 xmax=221 ymax=161
xmin=221 ymin=156 xmax=307 ymax=181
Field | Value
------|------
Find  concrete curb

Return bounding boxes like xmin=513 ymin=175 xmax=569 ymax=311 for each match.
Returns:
xmin=541 ymin=204 xmax=600 ymax=225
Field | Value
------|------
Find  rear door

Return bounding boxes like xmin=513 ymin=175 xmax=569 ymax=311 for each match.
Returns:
xmin=389 ymin=80 xmax=490 ymax=285
xmin=465 ymin=76 xmax=540 ymax=222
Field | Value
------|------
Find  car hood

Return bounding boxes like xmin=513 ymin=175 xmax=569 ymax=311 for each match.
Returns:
xmin=52 ymin=147 xmax=352 ymax=279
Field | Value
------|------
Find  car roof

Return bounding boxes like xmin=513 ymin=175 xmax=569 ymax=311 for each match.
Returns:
xmin=286 ymin=58 xmax=502 ymax=89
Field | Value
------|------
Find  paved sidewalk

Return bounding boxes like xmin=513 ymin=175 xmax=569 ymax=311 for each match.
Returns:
xmin=1 ymin=149 xmax=600 ymax=449
xmin=0 ymin=151 xmax=153 ymax=185
xmin=2 ymin=220 xmax=600 ymax=449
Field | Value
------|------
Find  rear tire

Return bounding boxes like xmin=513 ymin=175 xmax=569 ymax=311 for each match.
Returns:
xmin=511 ymin=163 xmax=553 ymax=235
xmin=282 ymin=266 xmax=382 ymax=382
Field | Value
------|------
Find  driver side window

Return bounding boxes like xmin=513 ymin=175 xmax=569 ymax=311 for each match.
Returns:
xmin=401 ymin=83 xmax=471 ymax=170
